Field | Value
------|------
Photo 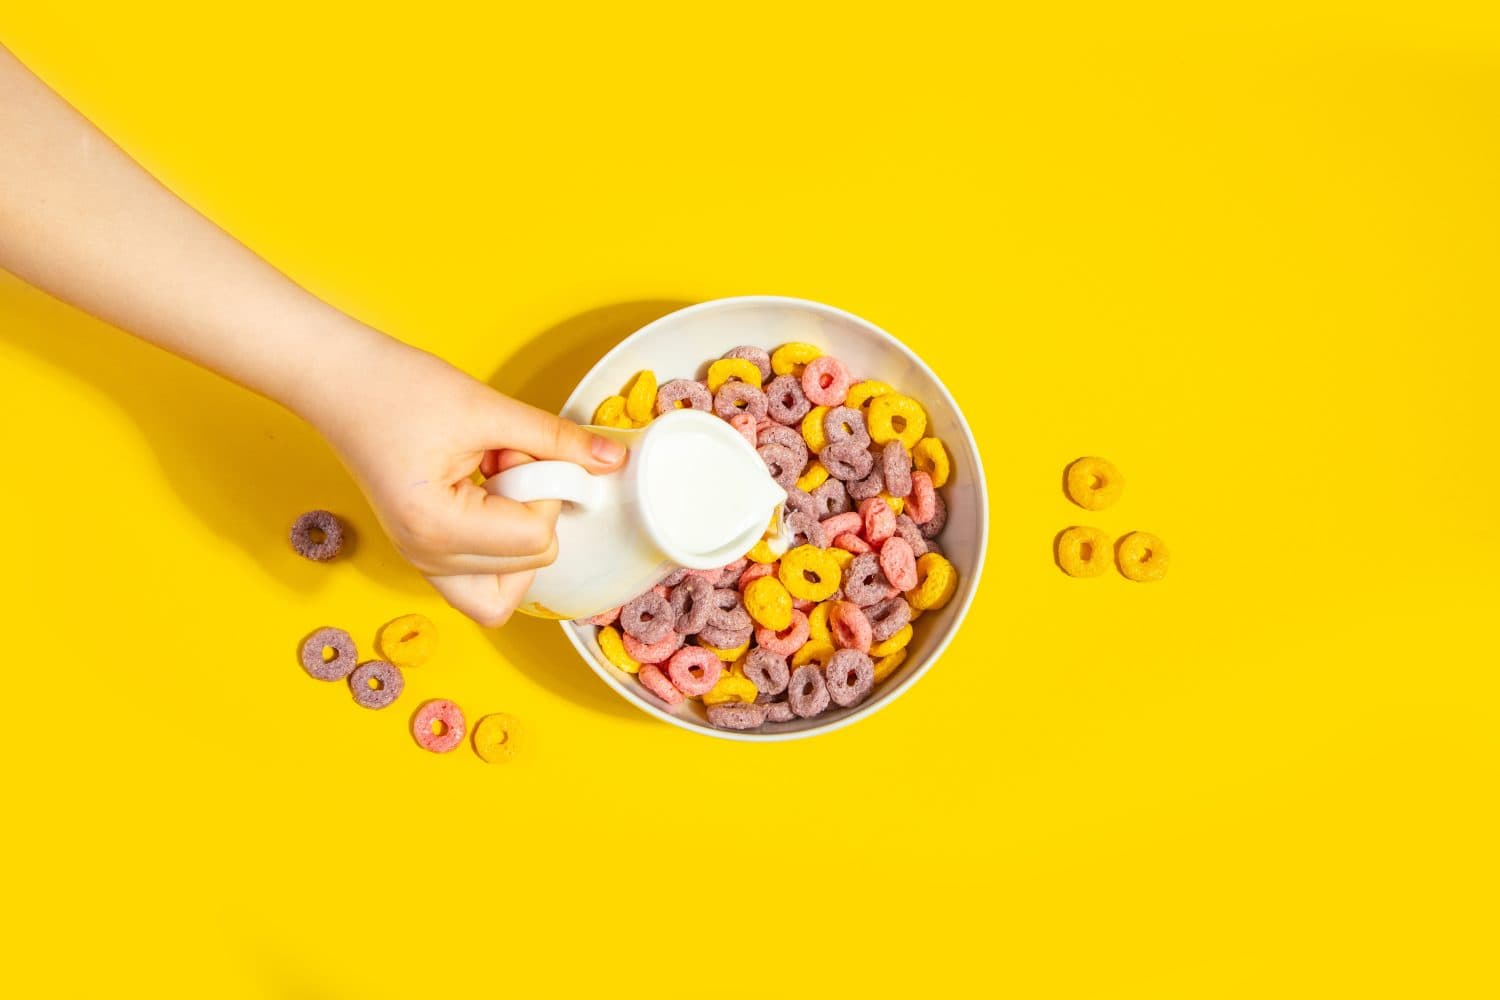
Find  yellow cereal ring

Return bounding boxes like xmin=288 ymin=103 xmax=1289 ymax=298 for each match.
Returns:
xmin=907 ymin=552 xmax=958 ymax=611
xmin=707 ymin=357 xmax=763 ymax=393
xmin=597 ymin=625 xmax=641 ymax=674
xmin=912 ymin=437 xmax=951 ymax=488
xmin=825 ymin=547 xmax=854 ymax=574
xmin=1055 ymin=526 xmax=1111 ymax=578
xmin=592 ymin=395 xmax=633 ymax=429
xmin=703 ymin=670 xmax=758 ymax=706
xmin=872 ymin=648 xmax=907 ymax=684
xmin=795 ymin=460 xmax=830 ymax=494
xmin=807 ymin=601 xmax=834 ymax=641
xmin=801 ymin=405 xmax=830 ymax=452
xmin=471 ymin=713 xmax=520 ymax=763
xmin=791 ymin=639 xmax=837 ymax=670
xmin=867 ymin=393 xmax=927 ymax=449
xmin=778 ymin=544 xmax=842 ymax=602
xmin=771 ymin=342 xmax=821 ymax=377
xmin=700 ymin=638 xmax=751 ymax=662
xmin=846 ymin=380 xmax=893 ymax=411
xmin=745 ymin=539 xmax=779 ymax=564
xmin=624 ymin=370 xmax=657 ymax=423
xmin=869 ymin=624 xmax=913 ymax=657
xmin=878 ymin=492 xmax=905 ymax=517
xmin=1064 ymin=456 xmax=1123 ymax=511
xmin=376 ymin=614 xmax=438 ymax=668
xmin=744 ymin=576 xmax=792 ymax=631
xmin=1116 ymin=531 xmax=1169 ymax=582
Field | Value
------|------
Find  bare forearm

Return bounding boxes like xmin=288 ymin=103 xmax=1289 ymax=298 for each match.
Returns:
xmin=0 ymin=45 xmax=383 ymax=424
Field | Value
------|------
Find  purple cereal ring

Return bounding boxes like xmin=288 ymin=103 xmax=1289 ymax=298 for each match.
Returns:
xmin=742 ymin=647 xmax=790 ymax=697
xmin=714 ymin=557 xmax=749 ymax=588
xmin=714 ymin=382 xmax=768 ymax=421
xmin=847 ymin=465 xmax=884 ymax=501
xmin=764 ymin=701 xmax=795 ymax=723
xmin=289 ymin=509 xmax=344 ymax=562
xmin=706 ymin=587 xmax=752 ymax=631
xmin=765 ymin=374 xmax=812 ymax=425
xmin=759 ymin=424 xmax=809 ymax=470
xmin=882 ymin=441 xmax=913 ymax=498
xmin=785 ymin=511 xmax=828 ymax=549
xmin=824 ymin=648 xmax=875 ymax=707
xmin=621 ymin=589 xmax=674 ymax=644
xmin=758 ymin=443 xmax=802 ymax=492
xmin=784 ymin=487 xmax=818 ymax=519
xmin=666 ymin=646 xmax=723 ymax=696
xmin=721 ymin=345 xmax=773 ymax=383
xmin=810 ymin=478 xmax=851 ymax=517
xmin=654 ymin=378 xmax=713 ymax=415
xmin=866 ymin=596 xmax=912 ymax=642
xmin=820 ymin=440 xmax=875 ymax=482
xmin=300 ymin=626 xmax=358 ymax=681
xmin=707 ymin=701 xmax=769 ymax=730
xmin=659 ymin=567 xmax=689 ymax=588
xmin=893 ymin=514 xmax=930 ymax=558
xmin=919 ymin=492 xmax=947 ymax=538
xmin=787 ymin=665 xmax=831 ymax=718
xmin=349 ymin=660 xmax=404 ymax=710
xmin=801 ymin=355 xmax=852 ymax=408
xmin=844 ymin=553 xmax=895 ymax=607
xmin=411 ymin=698 xmax=466 ymax=753
xmin=698 ymin=623 xmax=753 ymax=650
xmin=823 ymin=406 xmax=872 ymax=448
xmin=668 ymin=575 xmax=713 ymax=634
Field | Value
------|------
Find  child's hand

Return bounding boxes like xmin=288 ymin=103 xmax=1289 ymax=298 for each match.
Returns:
xmin=307 ymin=337 xmax=626 ymax=625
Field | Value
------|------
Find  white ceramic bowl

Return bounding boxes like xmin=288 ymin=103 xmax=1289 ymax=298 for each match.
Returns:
xmin=560 ymin=296 xmax=988 ymax=740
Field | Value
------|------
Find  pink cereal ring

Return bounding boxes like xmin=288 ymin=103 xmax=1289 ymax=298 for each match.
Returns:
xmin=828 ymin=600 xmax=873 ymax=653
xmin=860 ymin=496 xmax=897 ymax=545
xmin=833 ymin=532 xmax=871 ymax=554
xmin=729 ymin=412 xmax=759 ymax=449
xmin=878 ymin=536 xmax=918 ymax=591
xmin=756 ymin=609 xmax=810 ymax=656
xmin=907 ymin=471 xmax=937 ymax=524
xmin=411 ymin=699 xmax=466 ymax=753
xmin=637 ymin=663 xmax=685 ymax=705
xmin=587 ymin=606 xmax=621 ymax=627
xmin=819 ymin=511 xmax=863 ymax=539
xmin=800 ymin=355 xmax=852 ymax=407
xmin=623 ymin=630 xmax=684 ymax=664
xmin=666 ymin=646 xmax=722 ymax=696
xmin=738 ymin=560 xmax=777 ymax=591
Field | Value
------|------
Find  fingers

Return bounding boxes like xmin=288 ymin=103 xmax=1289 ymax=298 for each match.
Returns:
xmin=490 ymin=396 xmax=626 ymax=473
xmin=413 ymin=536 xmax=557 ymax=578
xmin=427 ymin=571 xmax=536 ymax=628
xmin=434 ymin=480 xmax=562 ymax=560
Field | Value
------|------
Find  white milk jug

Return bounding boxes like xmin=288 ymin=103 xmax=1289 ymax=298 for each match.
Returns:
xmin=484 ymin=409 xmax=787 ymax=620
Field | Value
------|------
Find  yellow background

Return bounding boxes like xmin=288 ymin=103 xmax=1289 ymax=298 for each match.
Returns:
xmin=2 ymin=4 xmax=1497 ymax=996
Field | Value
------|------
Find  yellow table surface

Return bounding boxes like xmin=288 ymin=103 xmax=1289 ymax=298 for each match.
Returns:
xmin=3 ymin=5 xmax=1497 ymax=997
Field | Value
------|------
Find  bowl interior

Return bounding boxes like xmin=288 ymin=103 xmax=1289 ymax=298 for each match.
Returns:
xmin=559 ymin=296 xmax=987 ymax=740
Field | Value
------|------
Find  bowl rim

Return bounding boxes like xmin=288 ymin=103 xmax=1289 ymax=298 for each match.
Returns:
xmin=555 ymin=294 xmax=990 ymax=741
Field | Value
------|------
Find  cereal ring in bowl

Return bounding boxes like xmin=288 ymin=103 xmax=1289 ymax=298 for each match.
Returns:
xmin=557 ymin=297 xmax=987 ymax=740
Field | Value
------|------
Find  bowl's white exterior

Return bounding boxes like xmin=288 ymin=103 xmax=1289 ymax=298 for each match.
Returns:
xmin=558 ymin=296 xmax=989 ymax=741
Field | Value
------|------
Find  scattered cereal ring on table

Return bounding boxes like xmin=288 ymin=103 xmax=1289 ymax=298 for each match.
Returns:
xmin=867 ymin=393 xmax=927 ymax=449
xmin=801 ymin=405 xmax=830 ymax=452
xmin=1116 ymin=531 xmax=1169 ymax=582
xmin=654 ymin=378 xmax=713 ymax=415
xmin=472 ymin=713 xmax=520 ymax=763
xmin=625 ymin=370 xmax=657 ymax=424
xmin=846 ymin=379 xmax=893 ymax=412
xmin=800 ymin=355 xmax=852 ymax=407
xmin=755 ymin=609 xmax=809 ymax=656
xmin=702 ymin=669 xmax=759 ymax=706
xmin=787 ymin=664 xmax=831 ymax=717
xmin=795 ymin=460 xmax=829 ymax=494
xmin=907 ymin=553 xmax=958 ymax=611
xmin=744 ymin=576 xmax=793 ymax=631
xmin=411 ymin=699 xmax=466 ymax=754
xmin=707 ymin=357 xmax=763 ymax=393
xmin=666 ymin=646 xmax=722 ymax=697
xmin=592 ymin=395 xmax=633 ymax=428
xmin=721 ymin=345 xmax=772 ymax=383
xmin=708 ymin=701 xmax=769 ymax=730
xmin=824 ymin=648 xmax=875 ymax=707
xmin=376 ymin=614 xmax=438 ymax=668
xmin=637 ymin=663 xmax=684 ymax=705
xmin=714 ymin=382 xmax=769 ymax=421
xmin=765 ymin=374 xmax=813 ymax=425
xmin=597 ymin=626 xmax=642 ymax=673
xmin=869 ymin=623 xmax=913 ymax=657
xmin=779 ymin=545 xmax=843 ymax=602
xmin=740 ymin=647 xmax=791 ymax=696
xmin=912 ymin=437 xmax=951 ymax=488
xmin=300 ymin=626 xmax=358 ymax=681
xmin=771 ymin=342 xmax=821 ymax=376
xmin=290 ymin=510 xmax=344 ymax=562
xmin=1055 ymin=526 xmax=1111 ymax=578
xmin=1065 ymin=456 xmax=1123 ymax=511
xmin=349 ymin=660 xmax=403 ymax=709
xmin=872 ymin=648 xmax=907 ymax=684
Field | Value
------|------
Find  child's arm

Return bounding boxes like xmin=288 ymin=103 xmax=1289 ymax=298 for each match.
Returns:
xmin=0 ymin=45 xmax=624 ymax=625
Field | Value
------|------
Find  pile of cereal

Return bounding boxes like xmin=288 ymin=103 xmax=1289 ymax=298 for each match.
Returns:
xmin=581 ymin=342 xmax=959 ymax=731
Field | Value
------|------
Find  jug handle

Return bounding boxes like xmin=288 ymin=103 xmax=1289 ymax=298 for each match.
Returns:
xmin=483 ymin=461 xmax=607 ymax=509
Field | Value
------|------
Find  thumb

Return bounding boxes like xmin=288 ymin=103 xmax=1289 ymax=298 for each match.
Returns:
xmin=493 ymin=396 xmax=626 ymax=473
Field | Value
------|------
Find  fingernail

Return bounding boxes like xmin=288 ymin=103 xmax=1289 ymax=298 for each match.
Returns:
xmin=591 ymin=435 xmax=625 ymax=464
